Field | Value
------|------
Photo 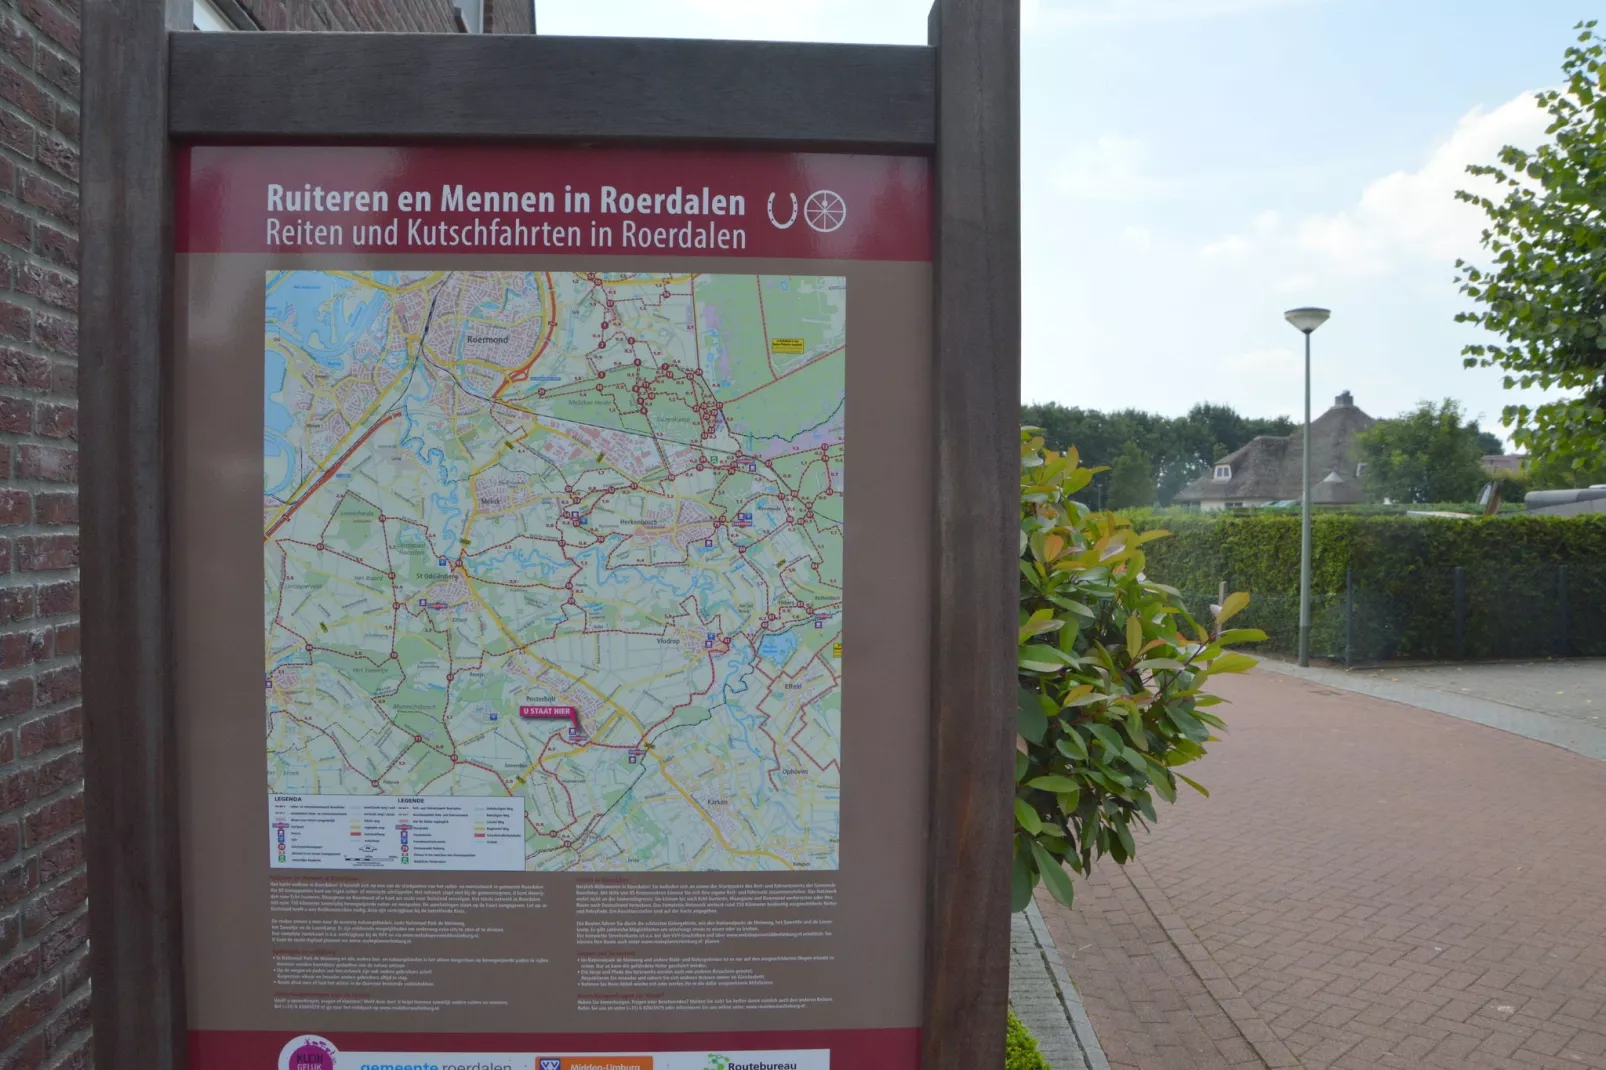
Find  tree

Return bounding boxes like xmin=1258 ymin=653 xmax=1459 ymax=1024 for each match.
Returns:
xmin=1456 ymin=21 xmax=1606 ymax=477
xmin=1014 ymin=431 xmax=1259 ymax=911
xmin=1105 ymin=442 xmax=1154 ymax=509
xmin=1019 ymin=401 xmax=1295 ymax=507
xmin=1525 ymin=448 xmax=1606 ymax=490
xmin=1476 ymin=430 xmax=1504 ymax=456
xmin=1354 ymin=399 xmax=1489 ymax=503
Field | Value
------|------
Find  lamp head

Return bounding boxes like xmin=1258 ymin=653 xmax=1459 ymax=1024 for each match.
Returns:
xmin=1285 ymin=307 xmax=1331 ymax=334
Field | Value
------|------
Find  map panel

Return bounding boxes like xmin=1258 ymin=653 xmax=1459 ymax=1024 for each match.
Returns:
xmin=264 ymin=271 xmax=844 ymax=872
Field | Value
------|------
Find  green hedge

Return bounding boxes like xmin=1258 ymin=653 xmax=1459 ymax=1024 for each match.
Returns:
xmin=1131 ymin=514 xmax=1606 ymax=662
xmin=1006 ymin=1010 xmax=1052 ymax=1070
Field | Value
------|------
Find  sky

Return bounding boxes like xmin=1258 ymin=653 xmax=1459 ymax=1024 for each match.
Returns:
xmin=537 ymin=0 xmax=1591 ymax=440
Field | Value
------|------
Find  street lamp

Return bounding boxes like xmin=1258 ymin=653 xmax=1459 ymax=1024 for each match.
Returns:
xmin=1284 ymin=306 xmax=1330 ymax=668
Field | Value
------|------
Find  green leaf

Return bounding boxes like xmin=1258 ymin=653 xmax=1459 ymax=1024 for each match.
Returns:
xmin=1026 ymin=775 xmax=1081 ymax=793
xmin=1125 ymin=614 xmax=1142 ymax=660
xmin=1215 ymin=591 xmax=1250 ymax=626
xmin=1216 ymin=628 xmax=1268 ymax=645
xmin=1087 ymin=723 xmax=1124 ymax=755
xmin=1014 ymin=798 xmax=1044 ymax=835
xmin=1031 ymin=839 xmax=1076 ymax=908
xmin=1176 ymin=773 xmax=1210 ymax=797
xmin=1011 ymin=844 xmax=1039 ymax=912
xmin=1017 ymin=689 xmax=1048 ymax=744
xmin=1205 ymin=652 xmax=1257 ymax=675
xmin=1014 ymin=751 xmax=1029 ymax=784
xmin=1055 ymin=787 xmax=1081 ymax=813
xmin=1056 ymin=732 xmax=1088 ymax=761
xmin=1019 ymin=646 xmax=1064 ymax=673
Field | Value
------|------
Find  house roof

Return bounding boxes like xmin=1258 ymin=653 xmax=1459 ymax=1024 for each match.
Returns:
xmin=1174 ymin=391 xmax=1376 ymax=504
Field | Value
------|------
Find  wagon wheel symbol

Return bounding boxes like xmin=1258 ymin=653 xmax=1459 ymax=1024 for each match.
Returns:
xmin=804 ymin=190 xmax=847 ymax=233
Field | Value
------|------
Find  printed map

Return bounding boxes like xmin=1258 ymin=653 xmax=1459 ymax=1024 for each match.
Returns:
xmin=264 ymin=271 xmax=844 ymax=871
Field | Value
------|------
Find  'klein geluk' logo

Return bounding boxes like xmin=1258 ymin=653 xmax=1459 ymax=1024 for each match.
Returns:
xmin=278 ymin=1035 xmax=337 ymax=1070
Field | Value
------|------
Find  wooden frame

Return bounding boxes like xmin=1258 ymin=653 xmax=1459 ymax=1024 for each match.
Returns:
xmin=81 ymin=6 xmax=1018 ymax=1068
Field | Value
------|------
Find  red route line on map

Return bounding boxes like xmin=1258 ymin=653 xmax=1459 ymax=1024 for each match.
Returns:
xmin=266 ymin=411 xmax=402 ymax=540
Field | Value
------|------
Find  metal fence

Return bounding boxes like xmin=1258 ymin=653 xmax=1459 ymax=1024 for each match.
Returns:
xmin=1178 ymin=563 xmax=1606 ymax=666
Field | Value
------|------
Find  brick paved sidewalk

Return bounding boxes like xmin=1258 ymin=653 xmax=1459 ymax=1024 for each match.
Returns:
xmin=1038 ymin=669 xmax=1606 ymax=1070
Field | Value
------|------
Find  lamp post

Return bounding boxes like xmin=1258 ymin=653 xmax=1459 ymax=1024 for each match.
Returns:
xmin=1284 ymin=306 xmax=1330 ymax=667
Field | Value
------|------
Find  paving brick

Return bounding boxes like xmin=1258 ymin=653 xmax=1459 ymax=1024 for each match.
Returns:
xmin=1044 ymin=669 xmax=1606 ymax=1070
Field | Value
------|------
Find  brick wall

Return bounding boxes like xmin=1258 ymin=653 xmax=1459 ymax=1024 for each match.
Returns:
xmin=237 ymin=0 xmax=459 ymax=32
xmin=485 ymin=0 xmax=532 ymax=34
xmin=0 ymin=0 xmax=85 ymax=1064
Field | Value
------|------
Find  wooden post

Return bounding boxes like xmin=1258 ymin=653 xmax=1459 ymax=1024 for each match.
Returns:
xmin=81 ymin=1 xmax=193 ymax=1068
xmin=923 ymin=1 xmax=1021 ymax=1069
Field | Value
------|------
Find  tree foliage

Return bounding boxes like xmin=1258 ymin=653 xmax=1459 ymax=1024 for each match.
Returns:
xmin=1456 ymin=21 xmax=1606 ymax=475
xmin=1354 ymin=399 xmax=1490 ymax=504
xmin=1019 ymin=401 xmax=1294 ymax=507
xmin=1014 ymin=430 xmax=1258 ymax=912
xmin=1106 ymin=442 xmax=1155 ymax=509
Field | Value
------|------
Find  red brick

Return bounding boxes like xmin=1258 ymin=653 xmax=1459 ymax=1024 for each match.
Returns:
xmin=0 ymin=491 xmax=27 ymax=526
xmin=31 ymin=666 xmax=75 ymax=706
xmin=34 ymin=827 xmax=78 ymax=882
xmin=59 ymin=948 xmax=85 ymax=995
xmin=31 ymin=406 xmax=71 ymax=442
xmin=51 ymin=105 xmax=75 ymax=142
xmin=0 ymin=979 xmax=59 ymax=1048
xmin=0 ymin=915 xmax=15 ymax=959
xmin=30 ymin=317 xmax=71 ymax=359
xmin=14 ymin=537 xmax=74 ymax=572
xmin=31 ymin=228 xmax=72 ymax=271
xmin=30 ymin=755 xmax=75 ymax=804
xmin=0 ymin=399 xmax=30 ymax=436
xmin=32 ymin=494 xmax=71 ymax=525
xmin=34 ymin=584 xmax=71 ymax=616
xmin=0 ymin=303 xmax=29 ymax=343
xmin=15 ymin=266 xmax=74 ymax=312
xmin=0 ymin=769 xmax=32 ymax=811
xmin=0 ymin=1034 xmax=44 ymax=1070
xmin=17 ymin=175 xmax=74 ymax=229
xmin=33 ymin=52 xmax=75 ymax=98
xmin=0 ymin=947 xmax=37 ymax=1001
xmin=0 ymin=111 xmax=34 ymax=160
xmin=0 ymin=589 xmax=33 ymax=624
xmin=48 ymin=626 xmax=73 ymax=657
xmin=42 ymin=990 xmax=87 ymax=1053
xmin=0 ymin=15 xmax=33 ymax=68
xmin=0 ymin=541 xmax=10 ymax=576
xmin=0 ymin=825 xmax=17 ymax=864
xmin=0 ymin=679 xmax=31 ymax=719
xmin=16 ymin=710 xmax=77 ymax=758
xmin=0 ymin=861 xmax=35 ymax=910
xmin=0 ymin=68 xmax=52 ymax=126
xmin=0 ymin=630 xmax=48 ymax=670
xmin=0 ymin=351 xmax=49 ymax=391
xmin=21 ymin=871 xmax=84 ymax=935
xmin=21 ymin=792 xmax=78 ymax=847
xmin=14 ymin=448 xmax=73 ymax=484
xmin=16 ymin=0 xmax=76 ymax=57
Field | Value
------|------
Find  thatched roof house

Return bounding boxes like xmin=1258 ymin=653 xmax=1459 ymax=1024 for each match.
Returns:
xmin=1174 ymin=391 xmax=1375 ymax=511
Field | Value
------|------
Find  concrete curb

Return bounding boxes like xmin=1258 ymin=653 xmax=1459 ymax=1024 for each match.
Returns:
xmin=1009 ymin=901 xmax=1110 ymax=1070
xmin=1255 ymin=660 xmax=1606 ymax=762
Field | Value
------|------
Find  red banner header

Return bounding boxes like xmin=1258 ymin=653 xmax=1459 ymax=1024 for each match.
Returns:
xmin=178 ymin=146 xmax=931 ymax=261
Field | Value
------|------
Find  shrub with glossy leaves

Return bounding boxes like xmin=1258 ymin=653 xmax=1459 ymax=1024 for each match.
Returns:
xmin=1014 ymin=429 xmax=1260 ymax=912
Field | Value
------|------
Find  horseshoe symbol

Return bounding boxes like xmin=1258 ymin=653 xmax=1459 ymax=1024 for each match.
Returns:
xmin=767 ymin=192 xmax=799 ymax=230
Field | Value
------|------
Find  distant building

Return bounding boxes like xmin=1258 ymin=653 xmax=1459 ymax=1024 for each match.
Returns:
xmin=1174 ymin=391 xmax=1376 ymax=511
xmin=1482 ymin=453 xmax=1527 ymax=474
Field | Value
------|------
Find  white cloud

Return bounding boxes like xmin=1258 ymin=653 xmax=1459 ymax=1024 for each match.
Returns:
xmin=1294 ymin=91 xmax=1550 ymax=276
xmin=1052 ymin=137 xmax=1183 ymax=200
xmin=1226 ymin=347 xmax=1297 ymax=374
xmin=1120 ymin=226 xmax=1154 ymax=252
xmin=1200 ymin=234 xmax=1252 ymax=260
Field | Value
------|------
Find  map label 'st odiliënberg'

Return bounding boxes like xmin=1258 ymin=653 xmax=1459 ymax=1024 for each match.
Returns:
xmin=174 ymin=146 xmax=934 ymax=1070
